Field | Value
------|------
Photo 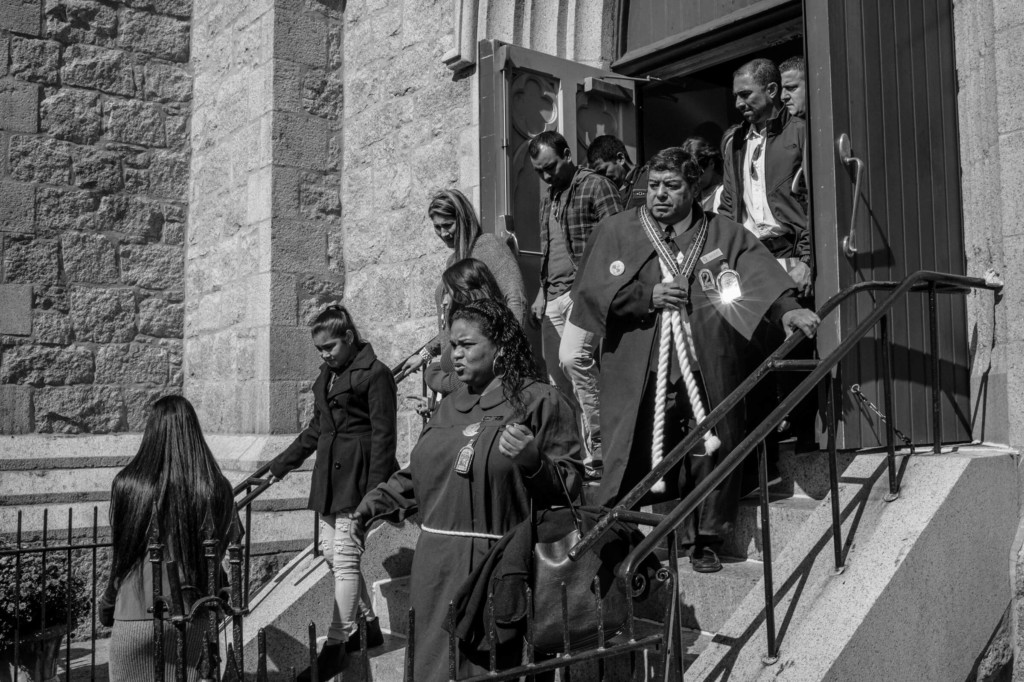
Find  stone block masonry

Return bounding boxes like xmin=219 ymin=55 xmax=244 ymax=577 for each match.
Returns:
xmin=341 ymin=0 xmax=476 ymax=463
xmin=185 ymin=0 xmax=346 ymax=434
xmin=0 ymin=0 xmax=190 ymax=434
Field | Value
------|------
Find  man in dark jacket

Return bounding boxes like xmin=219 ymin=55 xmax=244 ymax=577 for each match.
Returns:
xmin=587 ymin=134 xmax=647 ymax=211
xmin=720 ymin=58 xmax=812 ymax=297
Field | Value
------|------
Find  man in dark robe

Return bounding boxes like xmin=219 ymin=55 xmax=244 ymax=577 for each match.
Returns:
xmin=569 ymin=146 xmax=819 ymax=572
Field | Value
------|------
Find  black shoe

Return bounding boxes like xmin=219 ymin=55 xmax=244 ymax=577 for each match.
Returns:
xmin=297 ymin=641 xmax=347 ymax=682
xmin=345 ymin=618 xmax=385 ymax=652
xmin=690 ymin=547 xmax=723 ymax=573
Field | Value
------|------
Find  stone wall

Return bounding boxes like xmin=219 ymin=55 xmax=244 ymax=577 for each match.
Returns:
xmin=954 ymin=1 xmax=1024 ymax=675
xmin=185 ymin=0 xmax=344 ymax=434
xmin=0 ymin=0 xmax=190 ymax=434
xmin=956 ymin=0 xmax=1022 ymax=451
xmin=341 ymin=0 xmax=476 ymax=458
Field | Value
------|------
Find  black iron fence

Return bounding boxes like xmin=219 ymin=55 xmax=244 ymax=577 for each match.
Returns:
xmin=0 ymin=508 xmax=110 ymax=682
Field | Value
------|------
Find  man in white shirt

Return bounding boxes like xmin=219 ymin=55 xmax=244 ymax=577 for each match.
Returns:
xmin=720 ymin=58 xmax=812 ymax=297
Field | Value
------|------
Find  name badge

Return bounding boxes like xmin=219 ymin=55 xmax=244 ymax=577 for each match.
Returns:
xmin=699 ymin=269 xmax=716 ymax=292
xmin=700 ymin=248 xmax=724 ymax=264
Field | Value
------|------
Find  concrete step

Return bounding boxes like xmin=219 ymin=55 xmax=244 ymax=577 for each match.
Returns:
xmin=773 ymin=442 xmax=858 ymax=500
xmin=721 ymin=493 xmax=819 ymax=561
xmin=361 ymin=619 xmax=705 ymax=681
xmin=0 ymin=463 xmax=312 ymax=508
xmin=677 ymin=558 xmax=764 ymax=633
xmin=631 ymin=556 xmax=763 ymax=635
xmin=579 ymin=442 xmax=854 ymax=506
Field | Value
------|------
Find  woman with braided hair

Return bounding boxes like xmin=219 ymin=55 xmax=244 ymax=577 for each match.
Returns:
xmin=351 ymin=299 xmax=584 ymax=680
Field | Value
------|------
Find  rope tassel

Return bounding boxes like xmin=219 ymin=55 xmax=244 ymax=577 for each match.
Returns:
xmin=649 ymin=242 xmax=721 ymax=494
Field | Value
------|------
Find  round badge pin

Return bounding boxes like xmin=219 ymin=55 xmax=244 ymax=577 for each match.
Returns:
xmin=609 ymin=260 xmax=625 ymax=276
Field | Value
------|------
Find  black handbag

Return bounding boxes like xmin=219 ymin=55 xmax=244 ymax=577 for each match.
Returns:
xmin=529 ymin=470 xmax=654 ymax=654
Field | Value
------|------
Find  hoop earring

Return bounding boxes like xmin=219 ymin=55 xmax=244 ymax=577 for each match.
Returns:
xmin=492 ymin=350 xmax=506 ymax=378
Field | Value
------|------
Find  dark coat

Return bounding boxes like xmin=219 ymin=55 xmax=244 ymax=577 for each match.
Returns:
xmin=569 ymin=207 xmax=800 ymax=512
xmin=270 ymin=342 xmax=398 ymax=515
xmin=355 ymin=380 xmax=583 ymax=681
xmin=719 ymin=106 xmax=810 ymax=265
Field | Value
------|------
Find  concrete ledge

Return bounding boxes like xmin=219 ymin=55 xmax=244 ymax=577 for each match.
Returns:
xmin=0 ymin=433 xmax=310 ymax=472
xmin=689 ymin=445 xmax=1018 ymax=681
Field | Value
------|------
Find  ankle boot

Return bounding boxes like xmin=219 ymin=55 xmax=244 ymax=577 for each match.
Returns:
xmin=345 ymin=618 xmax=385 ymax=652
xmin=297 ymin=640 xmax=347 ymax=681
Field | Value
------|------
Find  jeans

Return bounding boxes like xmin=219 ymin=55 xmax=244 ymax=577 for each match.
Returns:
xmin=319 ymin=514 xmax=375 ymax=642
xmin=545 ymin=291 xmax=602 ymax=463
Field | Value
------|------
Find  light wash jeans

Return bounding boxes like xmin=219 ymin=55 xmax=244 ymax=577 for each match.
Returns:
xmin=545 ymin=290 xmax=602 ymax=463
xmin=319 ymin=513 xmax=375 ymax=642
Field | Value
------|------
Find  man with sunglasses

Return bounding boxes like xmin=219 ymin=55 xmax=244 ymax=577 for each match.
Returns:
xmin=720 ymin=57 xmax=811 ymax=297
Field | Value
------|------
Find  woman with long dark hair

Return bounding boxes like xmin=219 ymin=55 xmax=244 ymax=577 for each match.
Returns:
xmin=400 ymin=189 xmax=526 ymax=379
xmin=352 ymin=299 xmax=583 ymax=680
xmin=99 ymin=395 xmax=236 ymax=682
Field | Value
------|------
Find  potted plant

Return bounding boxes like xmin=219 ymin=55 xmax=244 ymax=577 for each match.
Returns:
xmin=0 ymin=542 xmax=90 ymax=682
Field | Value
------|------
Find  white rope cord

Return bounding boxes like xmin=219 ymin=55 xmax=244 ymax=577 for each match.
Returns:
xmin=420 ymin=524 xmax=503 ymax=540
xmin=650 ymin=252 xmax=721 ymax=494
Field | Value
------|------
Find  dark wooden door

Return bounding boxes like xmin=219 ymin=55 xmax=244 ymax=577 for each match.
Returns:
xmin=805 ymin=0 xmax=969 ymax=448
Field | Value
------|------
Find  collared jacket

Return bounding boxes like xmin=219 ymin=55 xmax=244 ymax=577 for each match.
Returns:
xmin=538 ymin=166 xmax=622 ymax=292
xmin=270 ymin=342 xmax=398 ymax=515
xmin=719 ymin=106 xmax=811 ymax=266
xmin=621 ymin=163 xmax=649 ymax=210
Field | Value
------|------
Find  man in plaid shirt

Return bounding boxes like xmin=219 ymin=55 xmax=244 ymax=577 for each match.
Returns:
xmin=528 ymin=131 xmax=623 ymax=477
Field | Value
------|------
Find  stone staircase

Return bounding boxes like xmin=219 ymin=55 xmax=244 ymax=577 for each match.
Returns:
xmin=11 ymin=433 xmax=1012 ymax=680
xmin=234 ymin=437 xmax=840 ymax=680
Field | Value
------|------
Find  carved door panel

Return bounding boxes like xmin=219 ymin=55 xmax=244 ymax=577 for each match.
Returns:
xmin=479 ymin=40 xmax=637 ymax=373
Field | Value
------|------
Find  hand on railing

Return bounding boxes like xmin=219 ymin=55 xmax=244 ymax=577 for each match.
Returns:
xmin=394 ymin=344 xmax=436 ymax=384
xmin=403 ymin=394 xmax=432 ymax=417
xmin=782 ymin=308 xmax=820 ymax=338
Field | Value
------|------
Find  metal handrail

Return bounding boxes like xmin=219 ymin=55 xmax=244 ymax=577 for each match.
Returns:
xmin=571 ymin=271 xmax=997 ymax=562
xmin=569 ymin=270 xmax=1001 ymax=661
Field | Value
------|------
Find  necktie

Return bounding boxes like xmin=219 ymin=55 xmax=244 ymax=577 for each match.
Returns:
xmin=663 ymin=224 xmax=680 ymax=256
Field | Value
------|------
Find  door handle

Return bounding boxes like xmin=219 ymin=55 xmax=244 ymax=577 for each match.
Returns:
xmin=497 ymin=213 xmax=520 ymax=256
xmin=836 ymin=133 xmax=865 ymax=258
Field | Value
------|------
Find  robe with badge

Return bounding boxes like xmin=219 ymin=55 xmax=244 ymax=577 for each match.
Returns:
xmin=569 ymin=206 xmax=800 ymax=531
xmin=355 ymin=380 xmax=583 ymax=681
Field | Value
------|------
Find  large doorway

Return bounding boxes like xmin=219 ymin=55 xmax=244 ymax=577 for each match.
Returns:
xmin=636 ymin=42 xmax=802 ymax=166
xmin=615 ymin=0 xmax=969 ymax=450
xmin=477 ymin=0 xmax=969 ymax=450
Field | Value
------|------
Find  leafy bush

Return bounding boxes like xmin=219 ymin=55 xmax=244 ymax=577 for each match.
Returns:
xmin=0 ymin=543 xmax=91 ymax=648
